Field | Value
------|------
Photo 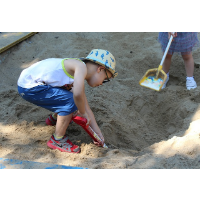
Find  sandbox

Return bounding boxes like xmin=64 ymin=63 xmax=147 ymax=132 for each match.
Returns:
xmin=0 ymin=32 xmax=200 ymax=169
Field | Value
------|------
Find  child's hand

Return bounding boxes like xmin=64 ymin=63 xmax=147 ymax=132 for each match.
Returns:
xmin=168 ymin=32 xmax=177 ymax=39
xmin=77 ymin=111 xmax=91 ymax=126
xmin=82 ymin=113 xmax=91 ymax=126
xmin=93 ymin=132 xmax=105 ymax=146
xmin=93 ymin=140 xmax=102 ymax=146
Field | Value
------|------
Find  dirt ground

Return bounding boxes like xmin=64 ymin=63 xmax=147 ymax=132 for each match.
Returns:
xmin=0 ymin=32 xmax=200 ymax=169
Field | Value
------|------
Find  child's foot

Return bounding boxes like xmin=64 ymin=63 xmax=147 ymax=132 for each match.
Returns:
xmin=46 ymin=114 xmax=57 ymax=126
xmin=162 ymin=76 xmax=169 ymax=89
xmin=47 ymin=135 xmax=80 ymax=153
xmin=186 ymin=79 xmax=197 ymax=90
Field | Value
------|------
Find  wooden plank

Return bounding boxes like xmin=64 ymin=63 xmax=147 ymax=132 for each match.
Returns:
xmin=0 ymin=32 xmax=37 ymax=54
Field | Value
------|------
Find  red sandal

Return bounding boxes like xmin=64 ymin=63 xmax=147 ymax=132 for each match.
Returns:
xmin=46 ymin=115 xmax=57 ymax=126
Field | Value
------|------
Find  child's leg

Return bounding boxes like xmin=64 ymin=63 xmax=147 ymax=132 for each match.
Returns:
xmin=54 ymin=113 xmax=73 ymax=138
xmin=182 ymin=52 xmax=197 ymax=90
xmin=162 ymin=53 xmax=173 ymax=74
xmin=47 ymin=112 xmax=80 ymax=153
xmin=181 ymin=53 xmax=194 ymax=77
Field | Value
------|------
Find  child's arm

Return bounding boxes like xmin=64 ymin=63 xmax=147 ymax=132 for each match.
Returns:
xmin=72 ymin=61 xmax=91 ymax=125
xmin=66 ymin=59 xmax=104 ymax=144
xmin=83 ymin=92 xmax=105 ymax=145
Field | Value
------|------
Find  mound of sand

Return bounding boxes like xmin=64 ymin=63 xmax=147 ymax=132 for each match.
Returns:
xmin=0 ymin=32 xmax=200 ymax=168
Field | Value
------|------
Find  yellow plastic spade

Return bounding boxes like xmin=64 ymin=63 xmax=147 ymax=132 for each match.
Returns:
xmin=139 ymin=33 xmax=174 ymax=91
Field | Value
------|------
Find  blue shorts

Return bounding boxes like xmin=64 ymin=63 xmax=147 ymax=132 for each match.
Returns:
xmin=18 ymin=85 xmax=77 ymax=116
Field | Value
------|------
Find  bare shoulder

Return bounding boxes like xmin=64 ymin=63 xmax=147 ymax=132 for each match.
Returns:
xmin=64 ymin=59 xmax=86 ymax=68
xmin=64 ymin=59 xmax=87 ymax=76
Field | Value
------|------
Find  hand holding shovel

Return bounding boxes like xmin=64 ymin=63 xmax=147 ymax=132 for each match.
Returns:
xmin=139 ymin=32 xmax=174 ymax=91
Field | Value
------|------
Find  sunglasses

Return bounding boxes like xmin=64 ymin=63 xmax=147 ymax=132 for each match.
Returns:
xmin=102 ymin=69 xmax=111 ymax=84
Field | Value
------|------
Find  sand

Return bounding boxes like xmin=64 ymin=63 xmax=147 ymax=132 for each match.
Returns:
xmin=0 ymin=32 xmax=200 ymax=169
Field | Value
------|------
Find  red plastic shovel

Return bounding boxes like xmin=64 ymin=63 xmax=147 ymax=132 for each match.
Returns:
xmin=72 ymin=116 xmax=108 ymax=148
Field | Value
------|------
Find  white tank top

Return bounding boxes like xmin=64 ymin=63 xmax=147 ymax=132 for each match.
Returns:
xmin=17 ymin=58 xmax=85 ymax=89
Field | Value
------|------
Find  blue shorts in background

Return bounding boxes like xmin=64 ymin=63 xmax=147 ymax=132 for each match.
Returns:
xmin=18 ymin=85 xmax=77 ymax=116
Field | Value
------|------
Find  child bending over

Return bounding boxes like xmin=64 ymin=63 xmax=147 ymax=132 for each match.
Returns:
xmin=17 ymin=49 xmax=118 ymax=153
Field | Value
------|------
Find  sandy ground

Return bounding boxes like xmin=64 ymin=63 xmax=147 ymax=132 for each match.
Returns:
xmin=0 ymin=32 xmax=200 ymax=169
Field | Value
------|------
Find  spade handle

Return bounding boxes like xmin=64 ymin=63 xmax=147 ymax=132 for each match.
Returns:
xmin=160 ymin=32 xmax=175 ymax=66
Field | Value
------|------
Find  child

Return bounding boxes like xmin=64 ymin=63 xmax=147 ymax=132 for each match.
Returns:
xmin=158 ymin=32 xmax=199 ymax=90
xmin=17 ymin=49 xmax=118 ymax=153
